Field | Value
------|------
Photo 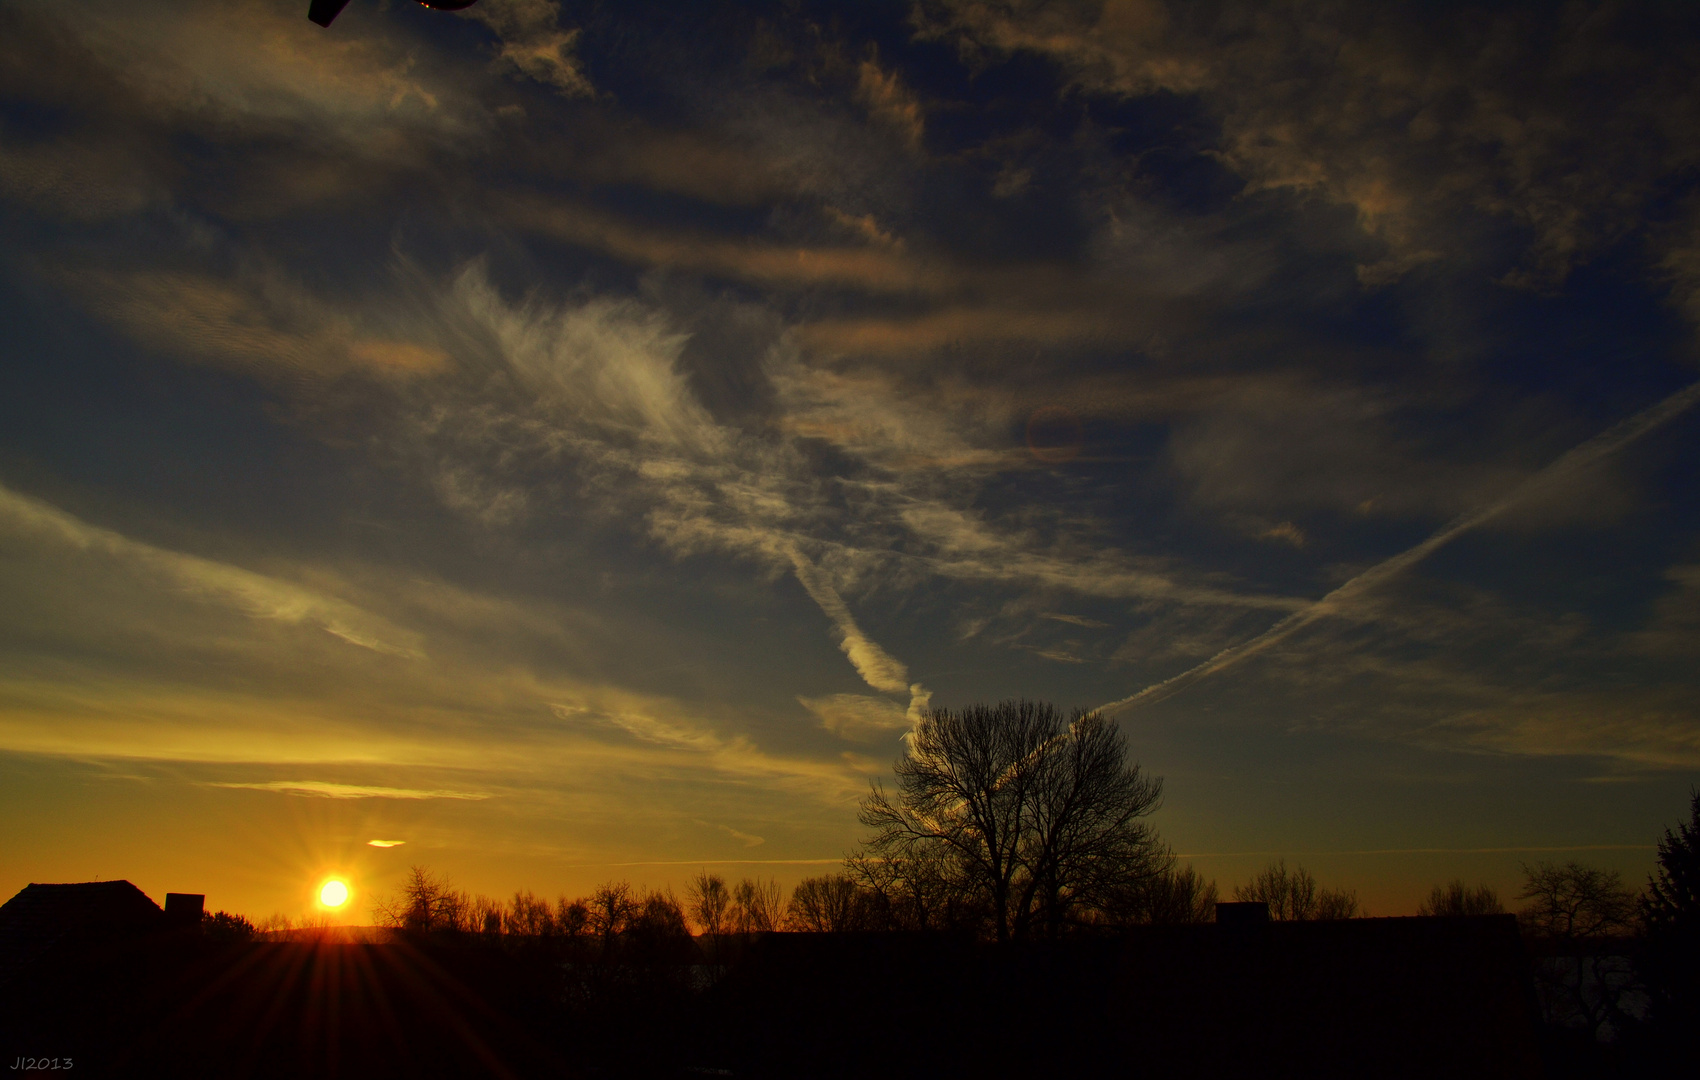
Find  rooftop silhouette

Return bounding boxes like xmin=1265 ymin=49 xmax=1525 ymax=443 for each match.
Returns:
xmin=0 ymin=881 xmax=167 ymax=984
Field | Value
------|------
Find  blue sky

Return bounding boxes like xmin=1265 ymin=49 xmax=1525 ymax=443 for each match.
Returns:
xmin=2 ymin=0 xmax=1697 ymax=919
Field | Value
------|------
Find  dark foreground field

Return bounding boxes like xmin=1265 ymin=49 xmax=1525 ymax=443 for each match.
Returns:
xmin=0 ymin=916 xmax=1585 ymax=1079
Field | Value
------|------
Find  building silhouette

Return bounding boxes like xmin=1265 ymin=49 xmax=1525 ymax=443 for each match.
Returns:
xmin=0 ymin=880 xmax=194 ymax=985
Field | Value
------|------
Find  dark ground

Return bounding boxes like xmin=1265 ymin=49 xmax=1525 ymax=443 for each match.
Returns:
xmin=0 ymin=917 xmax=1681 ymax=1078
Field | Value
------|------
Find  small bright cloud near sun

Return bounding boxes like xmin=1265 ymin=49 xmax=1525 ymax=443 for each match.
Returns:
xmin=318 ymin=879 xmax=349 ymax=908
xmin=367 ymin=839 xmax=406 ymax=847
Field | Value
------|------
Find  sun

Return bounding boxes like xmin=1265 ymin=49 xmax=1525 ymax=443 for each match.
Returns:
xmin=318 ymin=878 xmax=350 ymax=909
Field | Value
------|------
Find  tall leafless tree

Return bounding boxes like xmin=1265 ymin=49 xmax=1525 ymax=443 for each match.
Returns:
xmin=857 ymin=700 xmax=1165 ymax=942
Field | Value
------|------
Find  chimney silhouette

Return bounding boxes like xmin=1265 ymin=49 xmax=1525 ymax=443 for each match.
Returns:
xmin=164 ymin=893 xmax=204 ymax=929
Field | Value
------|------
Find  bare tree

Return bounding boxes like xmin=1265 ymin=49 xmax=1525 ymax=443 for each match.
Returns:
xmin=1519 ymin=862 xmax=1637 ymax=939
xmin=1418 ymin=880 xmax=1504 ymax=917
xmin=1518 ymin=860 xmax=1642 ymax=1040
xmin=787 ymin=875 xmax=868 ymax=932
xmin=473 ymin=894 xmax=503 ymax=936
xmin=730 ymin=877 xmax=783 ymax=934
xmin=858 ymin=700 xmax=1165 ymax=941
xmin=373 ymin=866 xmax=475 ymax=932
xmin=630 ymin=889 xmax=690 ymax=939
xmin=1234 ymin=861 xmax=1359 ymax=920
xmin=587 ymin=881 xmax=635 ymax=950
xmin=687 ymin=871 xmax=731 ymax=936
xmin=846 ymin=845 xmax=975 ymax=931
xmin=257 ymin=913 xmax=296 ymax=938
xmin=1120 ymin=858 xmax=1219 ymax=925
xmin=1024 ymin=710 xmax=1170 ymax=934
xmin=1312 ymin=889 xmax=1361 ymax=921
xmin=557 ymin=896 xmax=590 ymax=937
xmin=507 ymin=889 xmax=557 ymax=937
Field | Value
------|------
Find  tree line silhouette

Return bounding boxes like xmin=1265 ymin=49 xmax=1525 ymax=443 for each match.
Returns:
xmin=6 ymin=700 xmax=1693 ymax=1077
xmin=214 ymin=701 xmax=1692 ymax=1070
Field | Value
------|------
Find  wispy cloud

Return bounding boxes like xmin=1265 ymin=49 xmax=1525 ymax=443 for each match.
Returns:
xmin=1429 ymin=701 xmax=1700 ymax=771
xmin=12 ymin=0 xmax=485 ymax=146
xmin=71 ymin=266 xmax=449 ymax=384
xmin=411 ymin=263 xmax=1303 ymax=708
xmin=0 ymin=136 xmax=165 ymax=222
xmin=1042 ymin=614 xmax=1111 ymax=629
xmin=207 ymin=780 xmax=489 ymax=800
xmin=855 ymin=52 xmax=925 ymax=151
xmin=466 ymin=0 xmax=593 ymax=98
xmin=924 ymin=0 xmax=1700 ymax=287
xmin=694 ymin=821 xmax=767 ymax=848
xmin=551 ymin=702 xmax=723 ymax=752
xmin=0 ymin=482 xmax=422 ymax=658
xmin=798 ymin=692 xmax=910 ymax=743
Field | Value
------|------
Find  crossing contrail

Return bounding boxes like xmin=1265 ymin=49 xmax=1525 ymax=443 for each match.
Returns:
xmin=1100 ymin=378 xmax=1700 ymax=717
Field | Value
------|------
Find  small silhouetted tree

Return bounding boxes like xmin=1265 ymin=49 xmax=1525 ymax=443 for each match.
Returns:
xmin=507 ymin=889 xmax=557 ymax=937
xmin=587 ymin=881 xmax=634 ymax=954
xmin=257 ymin=913 xmax=295 ymax=938
xmin=1129 ymin=860 xmax=1220 ymax=925
xmin=1518 ymin=861 xmax=1640 ymax=1040
xmin=687 ymin=871 xmax=731 ymax=936
xmin=558 ymin=896 xmax=590 ymax=937
xmin=1234 ymin=860 xmax=1359 ymax=920
xmin=203 ymin=910 xmax=257 ymax=943
xmin=613 ymin=889 xmax=696 ymax=991
xmin=374 ymin=866 xmax=473 ymax=932
xmin=1419 ymin=880 xmax=1504 ymax=917
xmin=787 ymin=874 xmax=868 ymax=932
xmin=730 ymin=877 xmax=783 ymax=934
xmin=1312 ymin=888 xmax=1361 ymax=921
xmin=846 ymin=845 xmax=978 ymax=931
xmin=1642 ymin=790 xmax=1700 ymax=1052
xmin=472 ymin=895 xmax=503 ymax=936
xmin=1519 ymin=862 xmax=1637 ymax=939
xmin=627 ymin=889 xmax=692 ymax=958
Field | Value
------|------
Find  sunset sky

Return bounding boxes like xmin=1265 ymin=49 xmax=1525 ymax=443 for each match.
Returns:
xmin=3 ymin=0 xmax=1698 ymax=921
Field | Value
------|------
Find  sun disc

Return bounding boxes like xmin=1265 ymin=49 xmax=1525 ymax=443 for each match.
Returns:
xmin=319 ymin=879 xmax=349 ymax=908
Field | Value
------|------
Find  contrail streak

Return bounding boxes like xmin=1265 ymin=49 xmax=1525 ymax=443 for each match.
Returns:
xmin=1101 ymin=379 xmax=1700 ymax=717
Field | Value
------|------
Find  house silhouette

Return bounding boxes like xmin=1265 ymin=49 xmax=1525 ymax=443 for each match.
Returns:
xmin=0 ymin=881 xmax=201 ymax=985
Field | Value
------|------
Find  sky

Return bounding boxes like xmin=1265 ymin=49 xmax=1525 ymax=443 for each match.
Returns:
xmin=2 ymin=0 xmax=1698 ymax=922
